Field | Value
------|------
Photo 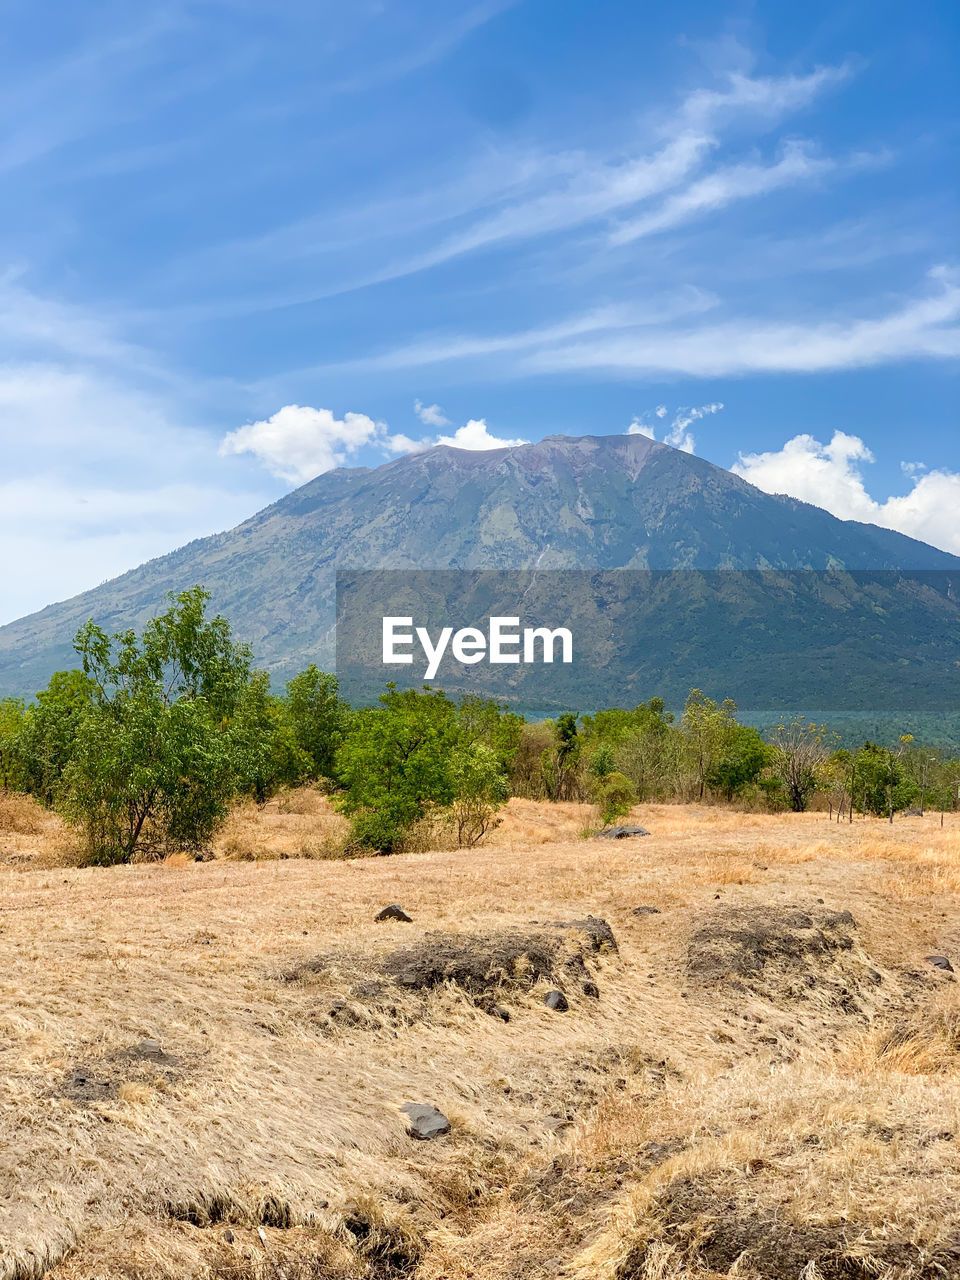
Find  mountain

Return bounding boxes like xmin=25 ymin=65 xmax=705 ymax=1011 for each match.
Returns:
xmin=1 ymin=432 xmax=958 ymax=701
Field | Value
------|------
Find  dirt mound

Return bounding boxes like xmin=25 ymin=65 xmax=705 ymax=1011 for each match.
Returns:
xmin=623 ymin=1179 xmax=960 ymax=1279
xmin=59 ymin=1041 xmax=184 ymax=1107
xmin=381 ymin=916 xmax=618 ymax=1004
xmin=686 ymin=904 xmax=880 ymax=1009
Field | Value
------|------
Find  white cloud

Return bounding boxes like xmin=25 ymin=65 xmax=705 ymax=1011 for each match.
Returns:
xmin=192 ymin=60 xmax=852 ymax=309
xmin=627 ymin=402 xmax=723 ymax=453
xmin=522 ymin=269 xmax=960 ymax=378
xmin=414 ymin=398 xmax=451 ymax=427
xmin=610 ymin=141 xmax=842 ymax=245
xmin=325 ymin=270 xmax=960 ymax=382
xmin=732 ymin=431 xmax=960 ymax=554
xmin=384 ymin=431 xmax=429 ymax=455
xmin=679 ymin=64 xmax=851 ymax=130
xmin=321 ymin=291 xmax=715 ymax=375
xmin=627 ymin=418 xmax=656 ymax=440
xmin=219 ymin=404 xmax=385 ymax=483
xmin=358 ymin=64 xmax=852 ymax=286
xmin=218 ymin=405 xmax=528 ymax=483
xmin=435 ymin=418 xmax=528 ymax=450
xmin=0 ymin=353 xmax=267 ymax=626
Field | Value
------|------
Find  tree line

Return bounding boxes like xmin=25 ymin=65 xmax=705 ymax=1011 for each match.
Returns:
xmin=1 ymin=587 xmax=957 ymax=863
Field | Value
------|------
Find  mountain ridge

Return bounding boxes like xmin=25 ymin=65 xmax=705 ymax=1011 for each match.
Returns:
xmin=1 ymin=432 xmax=957 ymax=699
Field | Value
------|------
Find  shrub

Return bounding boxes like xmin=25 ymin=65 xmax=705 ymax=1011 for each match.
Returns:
xmin=595 ymin=770 xmax=637 ymax=827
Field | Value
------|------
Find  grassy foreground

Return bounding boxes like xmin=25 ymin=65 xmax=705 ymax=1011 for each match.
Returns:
xmin=2 ymin=796 xmax=960 ymax=1279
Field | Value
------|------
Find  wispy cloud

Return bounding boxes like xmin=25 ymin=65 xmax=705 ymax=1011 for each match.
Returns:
xmin=521 ymin=268 xmax=960 ymax=378
xmin=309 ymin=269 xmax=960 ymax=381
xmin=348 ymin=64 xmax=851 ymax=287
xmin=0 ymin=276 xmax=270 ymax=624
xmin=325 ymin=0 xmax=521 ymax=96
xmin=678 ymin=64 xmax=852 ymax=130
xmin=176 ymin=61 xmax=853 ymax=311
xmin=307 ymin=289 xmax=716 ymax=376
xmin=609 ymin=141 xmax=849 ymax=245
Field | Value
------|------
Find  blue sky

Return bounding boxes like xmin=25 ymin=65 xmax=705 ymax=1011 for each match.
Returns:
xmin=0 ymin=0 xmax=957 ymax=623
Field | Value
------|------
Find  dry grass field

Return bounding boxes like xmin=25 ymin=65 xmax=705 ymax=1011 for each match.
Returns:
xmin=2 ymin=792 xmax=960 ymax=1280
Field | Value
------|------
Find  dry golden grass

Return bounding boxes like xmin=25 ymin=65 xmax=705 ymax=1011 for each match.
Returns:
xmin=1 ymin=800 xmax=960 ymax=1279
xmin=213 ymin=789 xmax=352 ymax=861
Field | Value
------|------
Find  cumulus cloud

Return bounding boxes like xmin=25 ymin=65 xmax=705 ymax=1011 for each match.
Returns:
xmin=732 ymin=431 xmax=960 ymax=554
xmin=628 ymin=402 xmax=723 ymax=453
xmin=219 ymin=404 xmax=528 ymax=483
xmin=627 ymin=418 xmax=656 ymax=440
xmin=435 ymin=418 xmax=528 ymax=450
xmin=414 ymin=398 xmax=451 ymax=427
xmin=219 ymin=404 xmax=385 ymax=483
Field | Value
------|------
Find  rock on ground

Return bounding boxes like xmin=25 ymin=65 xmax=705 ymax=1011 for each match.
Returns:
xmin=400 ymin=1102 xmax=451 ymax=1140
xmin=593 ymin=825 xmax=651 ymax=839
xmin=375 ymin=904 xmax=413 ymax=922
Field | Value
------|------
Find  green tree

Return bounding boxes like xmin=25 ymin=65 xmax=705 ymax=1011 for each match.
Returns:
xmin=851 ymin=741 xmax=918 ymax=818
xmin=229 ymin=671 xmax=312 ymax=804
xmin=284 ymin=666 xmax=349 ymax=781
xmin=0 ymin=698 xmax=27 ymax=790
xmin=455 ymin=693 xmax=523 ymax=775
xmin=58 ymin=586 xmax=255 ymax=863
xmin=15 ymin=669 xmax=96 ymax=806
xmin=449 ymin=741 xmax=509 ymax=847
xmin=682 ymin=690 xmax=740 ymax=801
xmin=542 ymin=712 xmax=581 ymax=801
xmin=588 ymin=743 xmax=616 ymax=782
xmin=706 ymin=724 xmax=769 ymax=801
xmin=336 ymin=685 xmax=459 ymax=853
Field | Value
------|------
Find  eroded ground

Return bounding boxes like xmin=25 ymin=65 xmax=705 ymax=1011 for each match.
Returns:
xmin=1 ymin=799 xmax=959 ymax=1279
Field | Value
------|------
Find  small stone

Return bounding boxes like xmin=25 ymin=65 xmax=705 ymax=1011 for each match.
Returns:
xmin=222 ymin=1229 xmax=235 ymax=1244
xmin=490 ymin=1005 xmax=511 ymax=1022
xmin=136 ymin=1039 xmax=163 ymax=1060
xmin=400 ymin=1102 xmax=451 ymax=1140
xmin=543 ymin=989 xmax=569 ymax=1012
xmin=927 ymin=955 xmax=954 ymax=973
xmin=632 ymin=905 xmax=661 ymax=916
xmin=592 ymin=825 xmax=651 ymax=840
xmin=582 ymin=981 xmax=600 ymax=999
xmin=375 ymin=904 xmax=413 ymax=923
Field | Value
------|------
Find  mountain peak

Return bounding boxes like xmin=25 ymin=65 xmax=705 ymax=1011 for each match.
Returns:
xmin=0 ymin=432 xmax=956 ymax=697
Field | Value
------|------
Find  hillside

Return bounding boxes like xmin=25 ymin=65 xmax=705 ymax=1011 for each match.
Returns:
xmin=1 ymin=432 xmax=957 ymax=699
xmin=2 ymin=797 xmax=960 ymax=1279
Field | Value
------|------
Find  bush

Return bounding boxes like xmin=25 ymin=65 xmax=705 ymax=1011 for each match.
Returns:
xmin=450 ymin=742 xmax=509 ymax=847
xmin=336 ymin=687 xmax=513 ymax=853
xmin=595 ymin=770 xmax=637 ymax=827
